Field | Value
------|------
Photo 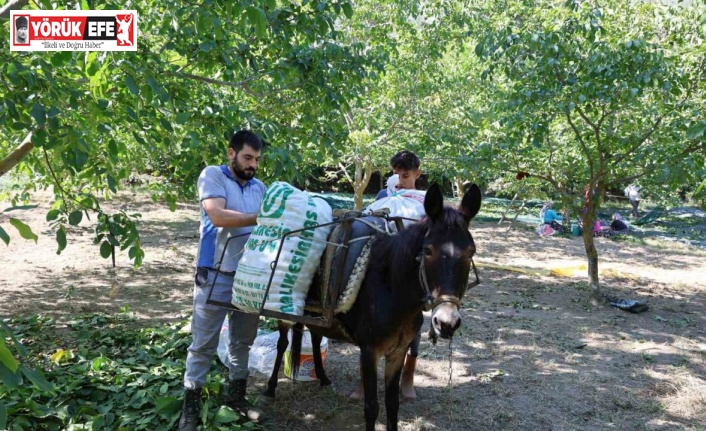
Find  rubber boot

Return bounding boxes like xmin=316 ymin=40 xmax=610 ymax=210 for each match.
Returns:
xmin=227 ymin=379 xmax=266 ymax=423
xmin=349 ymin=380 xmax=364 ymax=401
xmin=400 ymin=353 xmax=417 ymax=400
xmin=349 ymin=362 xmax=364 ymax=400
xmin=178 ymin=388 xmax=202 ymax=431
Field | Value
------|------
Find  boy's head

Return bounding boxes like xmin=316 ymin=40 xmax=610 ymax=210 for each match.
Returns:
xmin=389 ymin=150 xmax=420 ymax=190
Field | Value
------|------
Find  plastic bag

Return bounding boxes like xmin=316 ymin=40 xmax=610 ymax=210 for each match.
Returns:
xmin=217 ymin=320 xmax=281 ymax=377
xmin=365 ymin=189 xmax=426 ymax=227
xmin=535 ymin=223 xmax=555 ymax=236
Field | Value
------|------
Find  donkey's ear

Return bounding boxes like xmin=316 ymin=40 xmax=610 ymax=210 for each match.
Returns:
xmin=460 ymin=184 xmax=482 ymax=223
xmin=424 ymin=183 xmax=444 ymax=221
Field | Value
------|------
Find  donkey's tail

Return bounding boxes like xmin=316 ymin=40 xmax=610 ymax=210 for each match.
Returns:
xmin=290 ymin=322 xmax=304 ymax=381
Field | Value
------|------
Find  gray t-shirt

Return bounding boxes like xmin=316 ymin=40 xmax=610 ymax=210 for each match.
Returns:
xmin=196 ymin=165 xmax=266 ymax=272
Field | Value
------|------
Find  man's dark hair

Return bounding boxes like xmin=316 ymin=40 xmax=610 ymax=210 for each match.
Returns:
xmin=15 ymin=16 xmax=28 ymax=29
xmin=229 ymin=130 xmax=263 ymax=152
xmin=390 ymin=150 xmax=420 ymax=171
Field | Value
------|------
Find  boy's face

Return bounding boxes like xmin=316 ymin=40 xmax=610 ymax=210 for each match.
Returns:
xmin=392 ymin=167 xmax=420 ymax=190
xmin=17 ymin=26 xmax=28 ymax=40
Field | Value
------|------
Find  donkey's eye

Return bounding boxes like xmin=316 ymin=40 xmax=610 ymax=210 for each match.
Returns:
xmin=423 ymin=246 xmax=433 ymax=257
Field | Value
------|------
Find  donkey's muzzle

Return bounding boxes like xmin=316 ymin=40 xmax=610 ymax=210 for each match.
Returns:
xmin=432 ymin=303 xmax=461 ymax=339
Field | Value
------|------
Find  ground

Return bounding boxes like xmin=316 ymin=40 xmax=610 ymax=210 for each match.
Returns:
xmin=1 ymin=191 xmax=705 ymax=430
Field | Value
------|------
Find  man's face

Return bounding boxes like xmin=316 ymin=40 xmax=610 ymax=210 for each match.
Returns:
xmin=16 ymin=26 xmax=27 ymax=41
xmin=393 ymin=167 xmax=420 ymax=190
xmin=228 ymin=144 xmax=261 ymax=181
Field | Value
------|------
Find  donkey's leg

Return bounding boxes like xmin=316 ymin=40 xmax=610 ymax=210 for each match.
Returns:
xmin=262 ymin=322 xmax=290 ymax=399
xmin=383 ymin=351 xmax=406 ymax=431
xmin=310 ymin=331 xmax=331 ymax=387
xmin=360 ymin=346 xmax=380 ymax=431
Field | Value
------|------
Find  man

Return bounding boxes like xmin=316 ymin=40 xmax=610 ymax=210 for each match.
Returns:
xmin=179 ymin=130 xmax=266 ymax=431
xmin=624 ymin=184 xmax=641 ymax=218
xmin=353 ymin=150 xmax=422 ymax=401
xmin=15 ymin=16 xmax=28 ymax=44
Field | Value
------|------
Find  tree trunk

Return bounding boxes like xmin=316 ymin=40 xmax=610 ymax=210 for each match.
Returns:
xmin=582 ymin=218 xmax=602 ymax=305
xmin=453 ymin=177 xmax=465 ymax=200
xmin=0 ymin=133 xmax=33 ymax=178
xmin=581 ymin=185 xmax=603 ymax=305
xmin=353 ymin=159 xmax=372 ymax=210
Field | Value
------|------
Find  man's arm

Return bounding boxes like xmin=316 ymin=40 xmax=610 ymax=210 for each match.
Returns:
xmin=202 ymin=197 xmax=258 ymax=228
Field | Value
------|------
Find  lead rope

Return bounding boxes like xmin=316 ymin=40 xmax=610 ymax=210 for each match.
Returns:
xmin=447 ymin=338 xmax=454 ymax=430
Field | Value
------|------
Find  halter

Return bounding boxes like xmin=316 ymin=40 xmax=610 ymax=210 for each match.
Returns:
xmin=417 ymin=252 xmax=480 ymax=312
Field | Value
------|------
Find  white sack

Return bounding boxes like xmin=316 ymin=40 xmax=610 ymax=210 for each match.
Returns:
xmin=232 ymin=182 xmax=333 ymax=316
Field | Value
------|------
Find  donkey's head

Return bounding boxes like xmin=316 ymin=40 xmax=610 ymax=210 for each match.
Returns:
xmin=420 ymin=183 xmax=481 ymax=340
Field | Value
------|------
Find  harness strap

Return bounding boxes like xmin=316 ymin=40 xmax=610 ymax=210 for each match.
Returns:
xmin=417 ymin=254 xmax=479 ymax=312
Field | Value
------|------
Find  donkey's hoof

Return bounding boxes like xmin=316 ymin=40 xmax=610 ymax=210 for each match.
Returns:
xmin=260 ymin=391 xmax=276 ymax=403
xmin=319 ymin=377 xmax=332 ymax=387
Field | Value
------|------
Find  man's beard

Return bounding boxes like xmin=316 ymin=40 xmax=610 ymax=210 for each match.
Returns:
xmin=231 ymin=160 xmax=256 ymax=181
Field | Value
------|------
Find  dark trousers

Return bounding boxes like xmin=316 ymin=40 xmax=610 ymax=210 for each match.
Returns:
xmin=630 ymin=199 xmax=640 ymax=217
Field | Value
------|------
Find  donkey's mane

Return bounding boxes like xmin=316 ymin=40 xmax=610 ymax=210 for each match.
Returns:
xmin=367 ymin=206 xmax=468 ymax=282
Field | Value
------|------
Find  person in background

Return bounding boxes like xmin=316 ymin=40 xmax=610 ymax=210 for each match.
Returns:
xmin=610 ymin=213 xmax=629 ymax=233
xmin=353 ymin=150 xmax=422 ymax=401
xmin=624 ymin=184 xmax=641 ymax=218
xmin=540 ymin=201 xmax=566 ymax=233
xmin=179 ymin=130 xmax=267 ymax=431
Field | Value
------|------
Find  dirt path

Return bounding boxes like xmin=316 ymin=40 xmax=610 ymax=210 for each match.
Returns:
xmin=2 ymin=192 xmax=706 ymax=430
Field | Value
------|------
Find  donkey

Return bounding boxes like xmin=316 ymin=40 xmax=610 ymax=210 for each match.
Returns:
xmin=263 ymin=182 xmax=481 ymax=431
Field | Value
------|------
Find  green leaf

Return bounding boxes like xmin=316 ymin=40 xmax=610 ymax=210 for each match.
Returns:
xmin=32 ymin=129 xmax=48 ymax=147
xmin=155 ymin=396 xmax=181 ymax=415
xmin=175 ymin=112 xmax=191 ymax=124
xmin=0 ymin=226 xmax=8 ymax=245
xmin=31 ymin=103 xmax=46 ymax=127
xmin=695 ymin=178 xmax=706 ymax=195
xmin=107 ymin=235 xmax=120 ymax=247
xmin=107 ymin=174 xmax=117 ymax=193
xmin=56 ymin=227 xmax=67 ymax=254
xmin=68 ymin=210 xmax=83 ymax=226
xmin=100 ymin=240 xmax=113 ymax=258
xmin=342 ymin=2 xmax=353 ymax=19
xmin=92 ymin=414 xmax=105 ymax=431
xmin=246 ymin=6 xmax=267 ymax=38
xmin=2 ymin=205 xmax=38 ymax=214
xmin=0 ymin=361 xmax=21 ymax=389
xmin=686 ymin=121 xmax=706 ymax=140
xmin=213 ymin=406 xmax=240 ymax=423
xmin=46 ymin=209 xmax=61 ymax=221
xmin=0 ymin=321 xmax=25 ymax=356
xmin=20 ymin=365 xmax=54 ymax=393
xmin=0 ymin=401 xmax=6 ymax=430
xmin=9 ymin=218 xmax=38 ymax=243
xmin=0 ymin=338 xmax=19 ymax=372
xmin=125 ymin=75 xmax=140 ymax=96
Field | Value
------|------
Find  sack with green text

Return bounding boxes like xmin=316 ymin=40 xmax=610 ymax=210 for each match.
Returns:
xmin=232 ymin=182 xmax=333 ymax=315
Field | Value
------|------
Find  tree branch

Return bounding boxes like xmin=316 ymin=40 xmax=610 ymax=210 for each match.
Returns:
xmin=576 ymin=106 xmax=604 ymax=167
xmin=338 ymin=162 xmax=353 ymax=185
xmin=0 ymin=0 xmax=30 ymax=19
xmin=0 ymin=132 xmax=33 ymax=178
xmin=566 ymin=111 xmax=594 ymax=177
xmin=609 ymin=115 xmax=663 ymax=167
